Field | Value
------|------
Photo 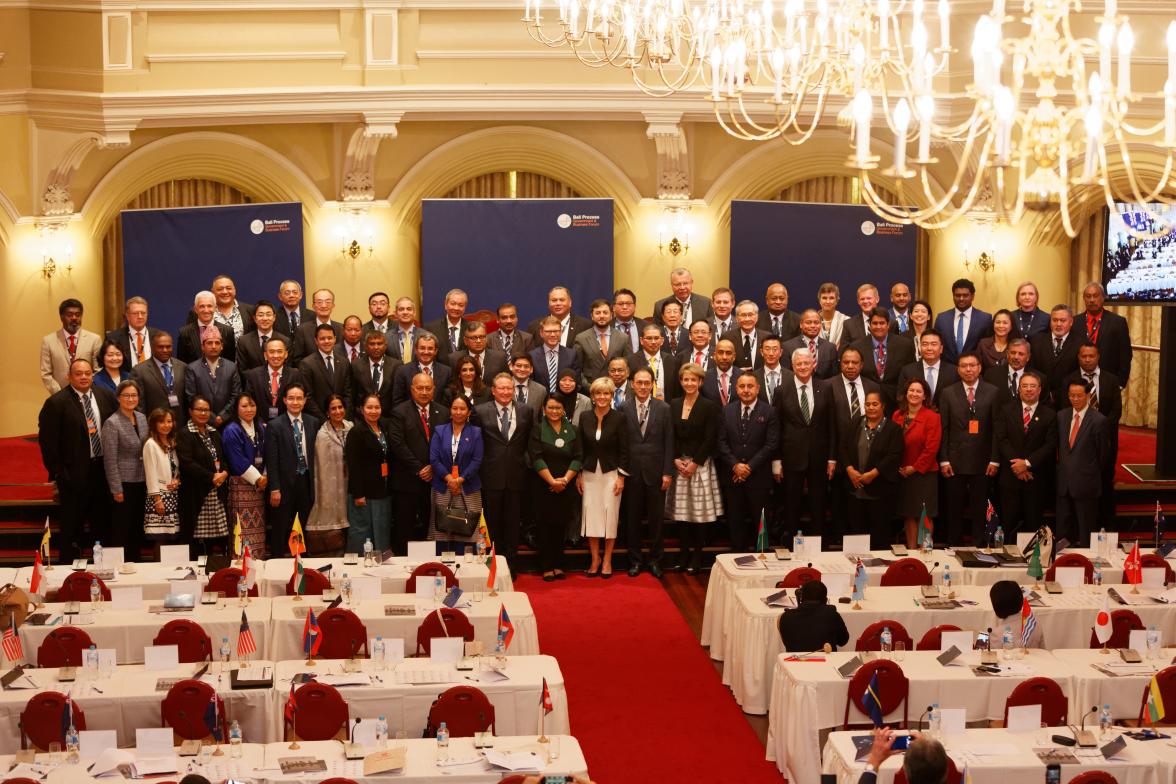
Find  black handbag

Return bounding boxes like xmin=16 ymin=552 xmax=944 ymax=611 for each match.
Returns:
xmin=435 ymin=491 xmax=479 ymax=537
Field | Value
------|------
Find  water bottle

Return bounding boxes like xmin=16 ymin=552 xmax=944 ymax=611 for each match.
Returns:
xmin=435 ymin=721 xmax=450 ymax=761
xmin=942 ymin=564 xmax=952 ymax=592
xmin=228 ymin=720 xmax=243 ymax=758
xmin=1002 ymin=625 xmax=1014 ymax=659
xmin=84 ymin=644 xmax=99 ymax=676
xmin=1097 ymin=527 xmax=1107 ymax=558
xmin=1147 ymin=625 xmax=1161 ymax=659
xmin=794 ymin=530 xmax=805 ymax=555
xmin=880 ymin=626 xmax=893 ymax=655
xmin=237 ymin=578 xmax=248 ymax=605
xmin=92 ymin=541 xmax=103 ymax=569
xmin=476 ymin=529 xmax=487 ymax=558
xmin=89 ymin=578 xmax=101 ymax=606
xmin=219 ymin=636 xmax=231 ymax=668
xmin=1094 ymin=564 xmax=1103 ymax=587
xmin=928 ymin=703 xmax=941 ymax=737
xmin=341 ymin=573 xmax=352 ymax=605
xmin=363 ymin=538 xmax=374 ymax=566
xmin=376 ymin=715 xmax=389 ymax=749
xmin=434 ymin=575 xmax=445 ymax=603
xmin=372 ymin=635 xmax=386 ymax=669
xmin=994 ymin=526 xmax=1005 ymax=551
xmin=922 ymin=531 xmax=933 ymax=557
xmin=1099 ymin=704 xmax=1113 ymax=738
xmin=65 ymin=722 xmax=80 ymax=762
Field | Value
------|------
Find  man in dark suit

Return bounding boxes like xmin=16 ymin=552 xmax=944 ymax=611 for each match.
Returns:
xmin=362 ymin=291 xmax=393 ymax=336
xmin=605 ymin=358 xmax=636 ymax=409
xmin=773 ymin=349 xmax=837 ymax=537
xmin=105 ymin=295 xmax=164 ymax=372
xmin=37 ymin=358 xmax=118 ymax=561
xmin=710 ymin=287 xmax=737 ymax=340
xmin=827 ymin=345 xmax=880 ymax=542
xmin=1055 ymin=379 xmax=1109 ymax=543
xmin=298 ymin=323 xmax=353 ymax=420
xmin=391 ymin=333 xmax=451 ymax=406
xmin=291 ymin=288 xmax=343 ymax=364
xmin=933 ymin=278 xmax=993 ymax=364
xmin=525 ymin=286 xmax=592 ymax=349
xmin=389 ymin=297 xmax=426 ymax=365
xmin=449 ymin=321 xmax=509 ymax=384
xmin=1067 ymin=344 xmax=1123 ymax=526
xmin=701 ymin=339 xmax=739 ymax=407
xmin=338 ymin=316 xmax=366 ymax=364
xmin=488 ymin=302 xmax=534 ymax=358
xmin=1029 ymin=304 xmax=1086 ymax=406
xmin=938 ymin=352 xmax=999 ymax=545
xmin=264 ymin=383 xmax=320 ymax=556
xmin=627 ymin=324 xmax=680 ymax=402
xmin=657 ymin=301 xmax=688 ymax=354
xmin=781 ymin=310 xmax=838 ymax=380
xmin=623 ymin=367 xmax=674 ymax=577
xmin=993 ymin=370 xmax=1057 ymax=536
xmin=475 ymin=374 xmax=533 ymax=569
xmin=652 ymin=267 xmax=715 ymax=328
xmin=388 ymin=372 xmax=450 ymax=551
xmin=508 ymin=353 xmax=547 ymax=412
xmin=756 ymin=283 xmax=801 ymax=341
xmin=851 ymin=307 xmax=915 ymax=411
xmin=178 ymin=291 xmax=236 ymax=364
xmin=183 ymin=332 xmax=241 ymax=427
xmin=1082 ymin=282 xmax=1133 ymax=385
xmin=133 ymin=332 xmax=188 ymax=426
xmin=754 ymin=335 xmax=788 ymax=405
xmin=718 ymin=373 xmax=780 ymax=551
xmin=351 ymin=330 xmax=400 ymax=414
xmin=573 ymin=299 xmax=630 ymax=387
xmin=982 ymin=337 xmax=1032 ymax=411
xmin=274 ymin=279 xmax=313 ymax=338
xmin=839 ymin=283 xmax=881 ymax=349
xmin=723 ymin=300 xmax=771 ymax=371
xmin=236 ymin=300 xmax=290 ymax=372
xmin=611 ymin=288 xmax=648 ymax=354
xmin=897 ymin=331 xmax=958 ymax=408
xmin=677 ymin=319 xmax=715 ymax=372
xmin=242 ymin=338 xmax=305 ymax=421
xmin=888 ymin=282 xmax=913 ymax=335
xmin=529 ymin=316 xmax=581 ymax=394
xmin=423 ymin=287 xmax=472 ymax=365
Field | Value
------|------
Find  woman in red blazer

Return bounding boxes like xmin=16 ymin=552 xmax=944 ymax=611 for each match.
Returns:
xmin=891 ymin=377 xmax=942 ymax=548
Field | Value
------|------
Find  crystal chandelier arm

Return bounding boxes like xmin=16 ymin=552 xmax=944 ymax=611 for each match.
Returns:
xmin=1106 ymin=133 xmax=1176 ymax=206
xmin=525 ymin=20 xmax=578 ymax=47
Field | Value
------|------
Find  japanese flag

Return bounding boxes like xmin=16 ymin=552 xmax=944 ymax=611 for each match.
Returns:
xmin=1093 ymin=596 xmax=1113 ymax=645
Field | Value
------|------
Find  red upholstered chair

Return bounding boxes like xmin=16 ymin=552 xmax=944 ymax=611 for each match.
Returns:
xmin=415 ymin=608 xmax=476 ymax=656
xmin=843 ymin=660 xmax=909 ymax=730
xmin=1140 ymin=554 xmax=1175 ymax=583
xmin=153 ymin=619 xmax=213 ymax=664
xmin=855 ymin=620 xmax=914 ymax=652
xmin=319 ymin=779 xmax=360 ymax=784
xmin=56 ymin=572 xmax=110 ymax=602
xmin=19 ymin=692 xmax=86 ymax=751
xmin=1089 ymin=609 xmax=1144 ymax=649
xmin=915 ymin=625 xmax=962 ymax=651
xmin=205 ymin=567 xmax=258 ymax=598
xmin=1002 ymin=677 xmax=1069 ymax=727
xmin=1045 ymin=552 xmax=1094 ymax=583
xmin=496 ymin=777 xmax=528 ymax=784
xmin=1069 ymin=773 xmax=1119 ymax=784
xmin=879 ymin=558 xmax=932 ymax=587
xmin=317 ymin=608 xmax=369 ymax=659
xmin=895 ymin=758 xmax=961 ymax=784
xmin=36 ymin=626 xmax=94 ymax=668
xmin=406 ymin=562 xmax=457 ymax=594
xmin=1138 ymin=665 xmax=1176 ymax=724
xmin=285 ymin=567 xmax=332 ymax=596
xmin=161 ymin=679 xmax=226 ymax=742
xmin=285 ymin=681 xmax=349 ymax=741
xmin=4 ymin=778 xmax=44 ymax=784
xmin=777 ymin=565 xmax=822 ymax=589
xmin=425 ymin=685 xmax=496 ymax=738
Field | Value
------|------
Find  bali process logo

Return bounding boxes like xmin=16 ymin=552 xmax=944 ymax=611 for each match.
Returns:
xmin=861 ymin=218 xmax=904 ymax=237
xmin=250 ymin=216 xmax=291 ymax=235
xmin=557 ymin=212 xmax=601 ymax=229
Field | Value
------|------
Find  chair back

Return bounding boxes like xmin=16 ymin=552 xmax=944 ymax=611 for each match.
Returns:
xmin=286 ymin=681 xmax=349 ymax=741
xmin=3 ymin=778 xmax=44 ymax=784
xmin=1069 ymin=773 xmax=1120 ymax=784
xmin=205 ymin=567 xmax=259 ymax=598
xmin=56 ymin=572 xmax=110 ymax=602
xmin=855 ymin=620 xmax=914 ymax=652
xmin=915 ymin=625 xmax=962 ymax=652
xmin=317 ymin=608 xmax=369 ymax=659
xmin=777 ymin=565 xmax=822 ymax=589
xmin=152 ymin=619 xmax=213 ymax=664
xmin=1089 ymin=609 xmax=1144 ymax=649
xmin=1140 ymin=554 xmax=1175 ymax=583
xmin=415 ymin=608 xmax=476 ymax=656
xmin=843 ymin=660 xmax=909 ymax=729
xmin=425 ymin=685 xmax=496 ymax=737
xmin=879 ymin=558 xmax=932 ymax=587
xmin=1002 ymin=676 xmax=1068 ymax=727
xmin=285 ymin=567 xmax=332 ymax=596
xmin=894 ymin=757 xmax=961 ymax=784
xmin=496 ymin=777 xmax=529 ymax=784
xmin=161 ymin=679 xmax=225 ymax=742
xmin=406 ymin=562 xmax=458 ymax=594
xmin=1137 ymin=664 xmax=1176 ymax=724
xmin=19 ymin=692 xmax=86 ymax=751
xmin=36 ymin=626 xmax=94 ymax=668
xmin=319 ymin=779 xmax=360 ymax=784
xmin=1045 ymin=552 xmax=1094 ymax=583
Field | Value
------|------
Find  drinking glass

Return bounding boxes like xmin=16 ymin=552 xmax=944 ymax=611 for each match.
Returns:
xmin=894 ymin=641 xmax=906 ymax=661
xmin=48 ymin=742 xmax=62 ymax=765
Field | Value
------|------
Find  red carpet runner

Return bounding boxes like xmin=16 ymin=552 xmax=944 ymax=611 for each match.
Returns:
xmin=517 ymin=573 xmax=783 ymax=784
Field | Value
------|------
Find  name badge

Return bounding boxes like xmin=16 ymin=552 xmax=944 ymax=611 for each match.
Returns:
xmin=253 ymin=455 xmax=264 ymax=466
xmin=86 ymin=418 xmax=97 ymax=435
xmin=167 ymin=394 xmax=180 ymax=408
xmin=555 ymin=438 xmax=565 ymax=447
xmin=968 ymin=419 xmax=980 ymax=434
xmin=380 ymin=462 xmax=389 ymax=478
xmin=268 ymin=407 xmax=280 ymax=419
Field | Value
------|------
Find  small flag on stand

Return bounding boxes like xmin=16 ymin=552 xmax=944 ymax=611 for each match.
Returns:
xmin=237 ymin=610 xmax=257 ymax=657
xmin=2 ymin=615 xmax=23 ymax=662
xmin=498 ymin=604 xmax=515 ymax=651
xmin=288 ymin=515 xmax=306 ymax=557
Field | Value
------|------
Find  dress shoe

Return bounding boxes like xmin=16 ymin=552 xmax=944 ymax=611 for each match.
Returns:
xmin=628 ymin=564 xmax=641 ymax=577
xmin=649 ymin=562 xmax=664 ymax=579
xmin=585 ymin=567 xmax=600 ymax=578
xmin=554 ymin=570 xmax=566 ymax=580
xmin=543 ymin=572 xmax=556 ymax=582
xmin=601 ymin=570 xmax=613 ymax=579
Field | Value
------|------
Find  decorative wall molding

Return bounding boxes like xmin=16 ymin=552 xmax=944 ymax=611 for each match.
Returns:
xmin=341 ymin=112 xmax=402 ymax=201
xmin=145 ymin=51 xmax=348 ymax=63
xmin=102 ymin=11 xmax=133 ymax=71
xmin=644 ymin=111 xmax=689 ymax=200
xmin=415 ymin=49 xmax=573 ymax=60
xmin=40 ymin=132 xmax=132 ymax=217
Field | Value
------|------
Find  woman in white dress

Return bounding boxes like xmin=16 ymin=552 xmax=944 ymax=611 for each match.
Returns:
xmin=817 ymin=282 xmax=851 ymax=348
xmin=577 ymin=377 xmax=629 ymax=578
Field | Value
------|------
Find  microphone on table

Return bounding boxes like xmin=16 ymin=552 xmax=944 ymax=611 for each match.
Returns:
xmin=985 ymin=628 xmax=993 ymax=651
xmin=916 ymin=705 xmax=933 ymax=732
xmin=1073 ymin=705 xmax=1099 ymax=747
xmin=788 ymin=643 xmax=833 ymax=660
xmin=349 ymin=717 xmax=361 ymax=743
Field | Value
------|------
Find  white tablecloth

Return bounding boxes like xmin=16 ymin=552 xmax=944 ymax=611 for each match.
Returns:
xmin=260 ymin=556 xmax=513 ymax=598
xmin=267 ymin=593 xmax=539 ymax=660
xmin=1054 ymin=648 xmax=1176 ymax=724
xmin=822 ymin=727 xmax=1165 ymax=784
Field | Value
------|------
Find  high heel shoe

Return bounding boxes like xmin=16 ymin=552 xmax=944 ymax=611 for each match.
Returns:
xmin=585 ymin=566 xmax=600 ymax=578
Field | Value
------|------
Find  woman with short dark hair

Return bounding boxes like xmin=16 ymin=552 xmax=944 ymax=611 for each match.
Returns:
xmin=101 ymin=379 xmax=148 ymax=560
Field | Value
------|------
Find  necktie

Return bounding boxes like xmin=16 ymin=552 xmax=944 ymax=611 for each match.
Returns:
xmin=1054 ymin=336 xmax=1063 ymax=357
xmin=768 ymin=371 xmax=779 ymax=402
xmin=875 ymin=341 xmax=887 ymax=376
xmin=373 ymin=362 xmax=382 ymax=390
xmin=772 ymin=316 xmax=781 ymax=336
xmin=800 ymin=384 xmax=811 ymax=424
xmin=1009 ymin=370 xmax=1019 ymax=398
xmin=546 ymin=350 xmax=558 ymax=393
xmin=926 ymin=365 xmax=937 ymax=398
xmin=808 ymin=338 xmax=817 ymax=357
xmin=135 ymin=332 xmax=145 ymax=363
xmin=516 ymin=383 xmax=526 ymax=404
xmin=260 ymin=334 xmax=268 ymax=353
xmin=955 ymin=312 xmax=966 ymax=353
xmin=718 ymin=320 xmax=728 ymax=335
xmin=419 ymin=406 xmax=431 ymax=439
xmin=898 ymin=313 xmax=908 ymax=333
xmin=1069 ymin=411 xmax=1081 ymax=448
xmin=68 ymin=335 xmax=77 ymax=360
xmin=161 ymin=362 xmax=174 ymax=391
xmin=449 ymin=325 xmax=458 ymax=352
xmin=638 ymin=403 xmax=649 ymax=437
xmin=270 ymin=369 xmax=280 ymax=404
xmin=649 ymin=355 xmax=660 ymax=398
xmin=599 ymin=331 xmax=608 ymax=356
xmin=423 ymin=364 xmax=432 ymax=378
xmin=694 ymin=350 xmax=703 ymax=365
xmin=743 ymin=333 xmax=751 ymax=357
xmin=668 ymin=330 xmax=677 ymax=351
xmin=349 ymin=346 xmax=357 ymax=362
xmin=82 ymin=393 xmax=102 ymax=457
xmin=499 ymin=405 xmax=511 ymax=437
xmin=720 ymin=372 xmax=730 ymax=405
xmin=377 ymin=322 xmax=386 ymax=333
xmin=966 ymin=385 xmax=975 ymax=407
xmin=613 ymin=388 xmax=623 ymax=409
xmin=849 ymin=381 xmax=861 ymax=419
xmin=292 ymin=418 xmax=307 ymax=474
xmin=1023 ymin=405 xmax=1032 ymax=433
xmin=325 ymin=354 xmax=334 ymax=375
xmin=1086 ymin=372 xmax=1099 ymax=408
xmin=740 ymin=405 xmax=751 ymax=435
xmin=290 ymin=310 xmax=300 ymax=330
xmin=401 ymin=332 xmax=412 ymax=363
xmin=621 ymin=322 xmax=631 ymax=339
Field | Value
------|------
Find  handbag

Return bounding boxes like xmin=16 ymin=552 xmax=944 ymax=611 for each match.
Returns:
xmin=0 ymin=584 xmax=34 ymax=629
xmin=435 ymin=491 xmax=479 ymax=537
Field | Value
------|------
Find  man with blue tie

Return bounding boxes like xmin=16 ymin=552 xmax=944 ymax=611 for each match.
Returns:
xmin=611 ymin=289 xmax=648 ymax=354
xmin=264 ymin=383 xmax=320 ymax=556
xmin=529 ymin=317 xmax=580 ymax=394
xmin=623 ymin=368 xmax=674 ymax=577
xmin=606 ymin=358 xmax=634 ymax=410
xmin=475 ymin=374 xmax=533 ymax=570
xmin=933 ymin=278 xmax=993 ymax=364
xmin=888 ymin=282 xmax=913 ymax=334
xmin=133 ymin=332 xmax=188 ymax=426
xmin=718 ymin=373 xmax=780 ymax=552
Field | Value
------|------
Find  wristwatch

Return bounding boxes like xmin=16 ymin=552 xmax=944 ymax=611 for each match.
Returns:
xmin=863 ymin=763 xmax=878 ymax=774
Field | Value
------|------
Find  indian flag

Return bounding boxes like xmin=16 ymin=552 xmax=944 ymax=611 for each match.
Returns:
xmin=1147 ymin=675 xmax=1166 ymax=725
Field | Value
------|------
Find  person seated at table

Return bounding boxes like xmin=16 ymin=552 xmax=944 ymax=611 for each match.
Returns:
xmin=858 ymin=728 xmax=945 ymax=784
xmin=776 ymin=580 xmax=850 ymax=652
xmin=989 ymin=579 xmax=1044 ymax=648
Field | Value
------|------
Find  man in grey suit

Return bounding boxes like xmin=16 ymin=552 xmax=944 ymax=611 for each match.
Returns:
xmin=488 ymin=303 xmax=534 ymax=357
xmin=183 ymin=332 xmax=241 ymax=427
xmin=938 ymin=352 xmax=999 ymax=545
xmin=133 ymin=332 xmax=187 ymax=426
xmin=1055 ymin=378 xmax=1109 ymax=543
xmin=475 ymin=374 xmax=534 ymax=570
xmin=652 ymin=267 xmax=714 ymax=328
xmin=781 ymin=310 xmax=838 ymax=380
xmin=623 ymin=367 xmax=674 ymax=577
xmin=574 ymin=299 xmax=631 ymax=388
xmin=388 ymin=297 xmax=426 ymax=366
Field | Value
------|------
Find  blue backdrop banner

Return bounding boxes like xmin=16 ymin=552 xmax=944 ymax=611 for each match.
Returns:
xmin=421 ymin=199 xmax=614 ymax=322
xmin=121 ymin=202 xmax=305 ymax=336
xmin=729 ymin=200 xmax=918 ymax=312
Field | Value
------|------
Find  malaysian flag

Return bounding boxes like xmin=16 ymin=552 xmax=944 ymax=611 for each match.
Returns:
xmin=2 ymin=615 xmax=22 ymax=662
xmin=237 ymin=610 xmax=257 ymax=657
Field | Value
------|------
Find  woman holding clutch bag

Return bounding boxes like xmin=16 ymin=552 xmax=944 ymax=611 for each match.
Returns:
xmin=427 ymin=395 xmax=484 ymax=549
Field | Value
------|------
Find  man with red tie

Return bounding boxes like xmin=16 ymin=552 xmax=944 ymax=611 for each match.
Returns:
xmin=388 ymin=373 xmax=450 ymax=552
xmin=993 ymin=370 xmax=1057 ymax=535
xmin=701 ymin=339 xmax=738 ymax=407
xmin=676 ymin=319 xmax=715 ymax=372
xmin=40 ymin=299 xmax=101 ymax=394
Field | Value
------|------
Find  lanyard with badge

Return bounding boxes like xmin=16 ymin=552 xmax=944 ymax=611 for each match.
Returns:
xmin=374 ymin=424 xmax=389 ymax=477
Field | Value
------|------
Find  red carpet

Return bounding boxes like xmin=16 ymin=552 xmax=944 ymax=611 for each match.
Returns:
xmin=1116 ymin=426 xmax=1159 ymax=484
xmin=0 ymin=435 xmax=51 ymax=500
xmin=517 ymin=573 xmax=782 ymax=784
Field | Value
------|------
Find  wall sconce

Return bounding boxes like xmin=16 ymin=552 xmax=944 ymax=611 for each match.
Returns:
xmin=335 ymin=207 xmax=375 ymax=260
xmin=963 ymin=242 xmax=996 ymax=272
xmin=657 ymin=206 xmax=691 ymax=257
xmin=36 ymin=221 xmax=73 ymax=280
xmin=962 ymin=206 xmax=997 ymax=273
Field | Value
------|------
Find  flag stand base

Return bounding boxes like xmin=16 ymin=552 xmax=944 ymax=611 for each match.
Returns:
xmin=1101 ymin=644 xmax=1110 ymax=655
xmin=305 ymin=656 xmax=315 ymax=666
xmin=1132 ymin=585 xmax=1141 ymax=594
xmin=293 ymin=595 xmax=302 ymax=602
xmin=757 ymin=552 xmax=766 ymax=561
xmin=212 ymin=745 xmax=223 ymax=756
xmin=852 ymin=601 xmax=862 ymax=610
xmin=538 ymin=735 xmax=548 ymax=744
xmin=488 ymin=590 xmax=498 ymax=598
xmin=288 ymin=741 xmax=300 ymax=750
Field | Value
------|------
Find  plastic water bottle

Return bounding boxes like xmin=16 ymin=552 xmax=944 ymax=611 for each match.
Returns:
xmin=84 ymin=644 xmax=99 ymax=676
xmin=994 ymin=526 xmax=1005 ymax=551
xmin=1099 ymin=704 xmax=1113 ymax=738
xmin=880 ymin=626 xmax=893 ymax=655
xmin=794 ymin=530 xmax=805 ymax=555
xmin=65 ymin=722 xmax=80 ymax=762
xmin=435 ymin=721 xmax=450 ymax=761
xmin=942 ymin=564 xmax=952 ymax=592
xmin=1147 ymin=625 xmax=1161 ymax=659
xmin=237 ymin=578 xmax=248 ymax=605
xmin=434 ymin=575 xmax=445 ymax=603
xmin=1002 ymin=625 xmax=1014 ymax=659
xmin=91 ymin=541 xmax=103 ymax=568
xmin=228 ymin=720 xmax=242 ymax=758
xmin=219 ymin=636 xmax=231 ymax=668
xmin=1094 ymin=564 xmax=1103 ymax=587
xmin=341 ymin=573 xmax=352 ymax=605
xmin=372 ymin=635 xmax=386 ymax=669
xmin=1097 ymin=527 xmax=1107 ymax=558
xmin=89 ymin=578 xmax=101 ymax=606
xmin=363 ymin=538 xmax=374 ymax=566
xmin=376 ymin=715 xmax=389 ymax=748
xmin=922 ymin=531 xmax=933 ymax=557
xmin=928 ymin=703 xmax=941 ymax=737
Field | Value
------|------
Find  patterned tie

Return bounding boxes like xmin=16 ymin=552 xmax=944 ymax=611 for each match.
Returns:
xmin=599 ymin=331 xmax=608 ymax=356
xmin=161 ymin=362 xmax=174 ymax=391
xmin=668 ymin=330 xmax=678 ymax=352
xmin=135 ymin=332 xmax=145 ymax=363
xmin=1009 ymin=370 xmax=1018 ymax=398
xmin=740 ymin=405 xmax=751 ymax=436
xmin=373 ymin=362 xmax=382 ymax=390
xmin=82 ymin=393 xmax=102 ymax=457
xmin=350 ymin=346 xmax=357 ymax=362
xmin=621 ymin=322 xmax=631 ymax=340
xmin=1023 ymin=405 xmax=1032 ymax=434
xmin=292 ymin=418 xmax=307 ymax=474
xmin=800 ymin=384 xmax=811 ymax=424
xmin=68 ymin=335 xmax=77 ymax=360
xmin=720 ymin=372 xmax=730 ymax=405
xmin=449 ymin=326 xmax=458 ymax=352
xmin=649 ymin=355 xmax=661 ymax=398
xmin=613 ymin=388 xmax=624 ymax=409
xmin=546 ymin=350 xmax=559 ymax=393
xmin=419 ymin=406 xmax=431 ymax=439
xmin=270 ymin=369 xmax=279 ymax=405
xmin=1086 ymin=372 xmax=1099 ymax=408
xmin=1054 ymin=336 xmax=1063 ymax=357
xmin=768 ymin=371 xmax=779 ymax=402
xmin=808 ymin=338 xmax=817 ymax=358
xmin=423 ymin=364 xmax=432 ymax=378
xmin=772 ymin=316 xmax=781 ymax=337
xmin=290 ymin=310 xmax=300 ymax=330
xmin=875 ymin=341 xmax=887 ymax=376
xmin=849 ymin=381 xmax=861 ymax=419
xmin=898 ymin=313 xmax=908 ymax=333
xmin=1069 ymin=411 xmax=1081 ymax=448
xmin=638 ymin=403 xmax=649 ymax=437
xmin=516 ymin=383 xmax=526 ymax=404
xmin=499 ymin=405 xmax=511 ymax=437
xmin=955 ymin=313 xmax=966 ymax=354
xmin=966 ymin=384 xmax=976 ymax=408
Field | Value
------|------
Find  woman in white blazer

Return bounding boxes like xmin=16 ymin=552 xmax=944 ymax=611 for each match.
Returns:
xmin=143 ymin=408 xmax=182 ymax=541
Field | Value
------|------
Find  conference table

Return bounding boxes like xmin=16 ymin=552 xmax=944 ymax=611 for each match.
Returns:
xmin=14 ymin=561 xmax=208 ymax=601
xmin=259 ymin=555 xmax=514 ymax=597
xmin=267 ymin=593 xmax=540 ymax=660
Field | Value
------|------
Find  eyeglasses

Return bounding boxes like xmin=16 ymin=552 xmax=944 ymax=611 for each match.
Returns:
xmin=191 ymin=407 xmax=212 ymax=414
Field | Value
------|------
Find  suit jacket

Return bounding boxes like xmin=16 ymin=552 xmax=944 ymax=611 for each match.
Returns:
xmin=274 ymin=306 xmax=314 ymax=338
xmin=1029 ymin=330 xmax=1087 ymax=405
xmin=753 ymin=365 xmax=790 ymax=405
xmin=509 ymin=379 xmax=548 ymax=414
xmin=387 ymin=399 xmax=450 ymax=493
xmin=385 ymin=326 xmax=427 ymax=364
xmin=574 ymin=327 xmax=632 ymax=387
xmin=828 ymin=374 xmax=882 ymax=443
xmin=40 ymin=330 xmax=103 ymax=394
xmin=652 ymin=293 xmax=714 ymax=328
xmin=983 ymin=363 xmax=1032 ymax=411
xmin=298 ymin=351 xmax=353 ymax=421
xmin=177 ymin=321 xmax=236 ymax=365
xmin=235 ymin=331 xmax=290 ymax=372
xmin=934 ymin=308 xmax=994 ymax=364
xmin=837 ymin=415 xmax=904 ymax=491
xmin=183 ymin=358 xmax=242 ymax=424
xmin=778 ymin=602 xmax=850 ymax=653
xmin=1086 ymin=309 xmax=1133 ymax=385
xmin=721 ymin=327 xmax=771 ymax=370
xmin=422 ymin=317 xmax=472 ymax=364
xmin=1011 ymin=308 xmax=1051 ymax=340
xmin=344 ymin=420 xmax=392 ymax=499
xmin=676 ymin=343 xmax=715 ymax=373
xmin=701 ymin=365 xmax=740 ymax=407
xmin=474 ymin=400 xmax=534 ymax=491
xmin=898 ymin=360 xmax=959 ymax=407
xmin=669 ymin=395 xmax=719 ymax=463
xmin=660 ymin=324 xmax=688 ymax=354
xmin=1064 ymin=369 xmax=1122 ymax=434
xmin=850 ymin=334 xmax=916 ymax=409
xmin=627 ymin=352 xmax=681 ymax=401
xmin=1056 ymin=406 xmax=1108 ymax=499
xmin=757 ymin=309 xmax=802 ymax=341
xmin=391 ymin=362 xmax=451 ymax=407
xmin=37 ymin=386 xmax=118 ymax=488
xmin=993 ymin=400 xmax=1058 ymax=488
xmin=839 ymin=312 xmax=873 ymax=350
xmin=937 ymin=380 xmax=999 ymax=474
xmin=622 ymin=397 xmax=674 ymax=485
xmin=104 ymin=326 xmax=166 ymax=373
xmin=774 ymin=376 xmax=837 ymax=472
xmin=717 ymin=399 xmax=780 ymax=489
xmin=528 ymin=345 xmax=581 ymax=392
xmin=487 ymin=328 xmax=535 ymax=358
xmin=448 ymin=348 xmax=510 ymax=384
xmin=524 ymin=314 xmax=593 ymax=349
xmin=351 ymin=355 xmax=402 ymax=414
xmin=576 ymin=408 xmax=630 ymax=474
xmin=290 ymin=320 xmax=343 ymax=364
xmin=264 ymin=413 xmax=321 ymax=498
xmin=611 ymin=318 xmax=649 ymax=354
xmin=133 ymin=358 xmax=189 ymax=426
xmin=780 ymin=336 xmax=838 ymax=380
xmin=242 ymin=365 xmax=305 ymax=420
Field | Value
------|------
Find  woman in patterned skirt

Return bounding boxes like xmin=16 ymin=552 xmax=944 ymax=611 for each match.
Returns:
xmin=665 ymin=362 xmax=722 ymax=575
xmin=222 ymin=394 xmax=268 ymax=558
xmin=143 ymin=408 xmax=181 ymax=545
xmin=178 ymin=394 xmax=229 ymax=555
xmin=307 ymin=394 xmax=352 ymax=555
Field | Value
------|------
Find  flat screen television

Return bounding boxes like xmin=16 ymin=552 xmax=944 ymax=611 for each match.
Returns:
xmin=1102 ymin=202 xmax=1176 ymax=304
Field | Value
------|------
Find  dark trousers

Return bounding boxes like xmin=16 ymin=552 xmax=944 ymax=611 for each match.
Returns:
xmin=946 ymin=472 xmax=988 ymax=545
xmin=624 ymin=479 xmax=666 ymax=566
xmin=481 ymin=488 xmax=522 ymax=565
xmin=270 ymin=473 xmax=312 ymax=556
xmin=110 ymin=481 xmax=147 ymax=562
xmin=57 ymin=460 xmax=111 ymax=562
xmin=999 ymin=479 xmax=1046 ymax=537
xmin=535 ymin=477 xmax=576 ymax=572
xmin=827 ymin=470 xmax=850 ymax=546
xmin=1097 ymin=439 xmax=1119 ymax=527
xmin=393 ymin=483 xmax=433 ymax=555
xmin=846 ymin=493 xmax=896 ymax=550
xmin=766 ymin=480 xmax=789 ymax=544
xmin=723 ymin=480 xmax=771 ymax=553
xmin=1056 ymin=492 xmax=1100 ymax=544
xmin=784 ymin=465 xmax=829 ymax=537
